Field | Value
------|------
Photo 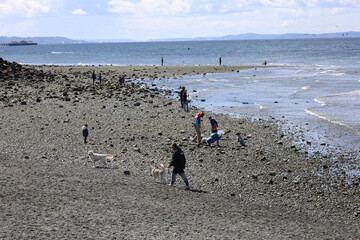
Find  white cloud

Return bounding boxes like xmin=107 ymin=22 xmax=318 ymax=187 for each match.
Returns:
xmin=0 ymin=0 xmax=51 ymax=17
xmin=108 ymin=0 xmax=191 ymax=15
xmin=200 ymin=3 xmax=213 ymax=13
xmin=108 ymin=0 xmax=135 ymax=13
xmin=72 ymin=8 xmax=87 ymax=15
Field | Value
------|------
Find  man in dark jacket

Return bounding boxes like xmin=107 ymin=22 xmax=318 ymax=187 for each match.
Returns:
xmin=168 ymin=143 xmax=190 ymax=190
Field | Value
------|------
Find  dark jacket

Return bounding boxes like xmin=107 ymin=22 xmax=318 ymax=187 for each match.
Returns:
xmin=169 ymin=147 xmax=186 ymax=174
xmin=179 ymin=89 xmax=185 ymax=103
xmin=82 ymin=126 xmax=88 ymax=137
xmin=182 ymin=91 xmax=188 ymax=103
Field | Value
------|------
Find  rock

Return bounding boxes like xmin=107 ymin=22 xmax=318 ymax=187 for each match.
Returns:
xmin=124 ymin=170 xmax=131 ymax=175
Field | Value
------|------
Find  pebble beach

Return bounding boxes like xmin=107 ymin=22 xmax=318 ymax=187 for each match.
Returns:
xmin=0 ymin=58 xmax=359 ymax=239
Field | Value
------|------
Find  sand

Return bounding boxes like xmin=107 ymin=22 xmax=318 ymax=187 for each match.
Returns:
xmin=0 ymin=61 xmax=359 ymax=239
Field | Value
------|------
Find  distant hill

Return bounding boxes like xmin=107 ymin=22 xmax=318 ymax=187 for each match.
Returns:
xmin=0 ymin=36 xmax=87 ymax=44
xmin=1 ymin=31 xmax=359 ymax=44
xmin=148 ymin=31 xmax=360 ymax=42
xmin=87 ymin=39 xmax=136 ymax=43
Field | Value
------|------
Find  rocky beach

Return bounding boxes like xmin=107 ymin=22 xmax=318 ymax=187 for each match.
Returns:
xmin=0 ymin=58 xmax=359 ymax=239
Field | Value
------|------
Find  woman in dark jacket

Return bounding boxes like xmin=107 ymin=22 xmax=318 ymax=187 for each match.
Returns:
xmin=168 ymin=143 xmax=190 ymax=190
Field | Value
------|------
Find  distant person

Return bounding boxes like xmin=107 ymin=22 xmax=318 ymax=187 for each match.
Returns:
xmin=99 ymin=73 xmax=102 ymax=84
xmin=82 ymin=123 xmax=89 ymax=144
xmin=92 ymin=71 xmax=96 ymax=84
xmin=168 ymin=143 xmax=190 ymax=190
xmin=219 ymin=57 xmax=222 ymax=66
xmin=161 ymin=57 xmax=164 ymax=66
xmin=179 ymin=86 xmax=185 ymax=108
xmin=182 ymin=89 xmax=189 ymax=112
xmin=263 ymin=61 xmax=267 ymax=66
xmin=193 ymin=112 xmax=204 ymax=146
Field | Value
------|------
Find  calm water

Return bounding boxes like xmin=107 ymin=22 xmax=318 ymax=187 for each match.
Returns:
xmin=1 ymin=38 xmax=360 ymax=155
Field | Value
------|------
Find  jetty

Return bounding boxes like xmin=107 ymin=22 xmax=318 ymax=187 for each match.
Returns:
xmin=0 ymin=40 xmax=37 ymax=46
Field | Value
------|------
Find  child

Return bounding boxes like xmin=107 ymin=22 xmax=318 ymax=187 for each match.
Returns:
xmin=82 ymin=123 xmax=89 ymax=144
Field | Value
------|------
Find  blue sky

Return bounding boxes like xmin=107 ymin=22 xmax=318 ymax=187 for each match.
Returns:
xmin=0 ymin=0 xmax=359 ymax=41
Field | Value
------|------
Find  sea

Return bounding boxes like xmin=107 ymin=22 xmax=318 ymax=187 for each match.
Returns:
xmin=1 ymin=38 xmax=360 ymax=160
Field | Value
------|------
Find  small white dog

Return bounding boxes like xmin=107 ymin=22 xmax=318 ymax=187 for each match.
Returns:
xmin=88 ymin=150 xmax=114 ymax=168
xmin=150 ymin=164 xmax=167 ymax=184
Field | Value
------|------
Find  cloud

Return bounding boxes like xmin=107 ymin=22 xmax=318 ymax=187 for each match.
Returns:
xmin=107 ymin=0 xmax=191 ymax=15
xmin=72 ymin=8 xmax=87 ymax=15
xmin=0 ymin=0 xmax=51 ymax=17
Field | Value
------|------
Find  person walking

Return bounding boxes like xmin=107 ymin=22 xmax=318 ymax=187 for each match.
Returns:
xmin=219 ymin=57 xmax=222 ymax=66
xmin=99 ymin=73 xmax=102 ymax=84
xmin=92 ymin=71 xmax=96 ymax=84
xmin=182 ymin=89 xmax=189 ymax=112
xmin=82 ymin=123 xmax=89 ymax=144
xmin=168 ymin=143 xmax=190 ymax=190
xmin=161 ymin=57 xmax=164 ymax=66
xmin=193 ymin=112 xmax=204 ymax=146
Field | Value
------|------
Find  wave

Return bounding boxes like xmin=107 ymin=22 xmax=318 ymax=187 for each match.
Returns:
xmin=51 ymin=51 xmax=74 ymax=54
xmin=302 ymin=86 xmax=311 ymax=90
xmin=314 ymin=97 xmax=327 ymax=106
xmin=305 ymin=108 xmax=348 ymax=127
xmin=315 ymin=90 xmax=360 ymax=106
xmin=305 ymin=108 xmax=359 ymax=134
xmin=255 ymin=103 xmax=268 ymax=110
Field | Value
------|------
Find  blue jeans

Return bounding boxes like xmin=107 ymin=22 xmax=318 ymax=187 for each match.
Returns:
xmin=183 ymin=102 xmax=189 ymax=111
xmin=171 ymin=172 xmax=188 ymax=185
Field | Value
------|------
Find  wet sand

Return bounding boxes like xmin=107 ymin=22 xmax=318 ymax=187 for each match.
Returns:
xmin=0 ymin=61 xmax=359 ymax=239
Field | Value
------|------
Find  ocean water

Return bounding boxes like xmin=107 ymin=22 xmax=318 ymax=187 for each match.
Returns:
xmin=1 ymin=38 xmax=360 ymax=155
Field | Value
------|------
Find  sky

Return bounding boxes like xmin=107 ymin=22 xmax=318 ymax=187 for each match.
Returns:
xmin=0 ymin=0 xmax=359 ymax=41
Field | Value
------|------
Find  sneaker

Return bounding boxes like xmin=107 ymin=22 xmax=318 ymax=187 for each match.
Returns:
xmin=185 ymin=186 xmax=190 ymax=190
xmin=168 ymin=184 xmax=173 ymax=187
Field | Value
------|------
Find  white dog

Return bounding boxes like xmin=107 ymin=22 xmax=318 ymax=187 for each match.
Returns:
xmin=150 ymin=164 xmax=167 ymax=184
xmin=88 ymin=151 xmax=114 ymax=168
